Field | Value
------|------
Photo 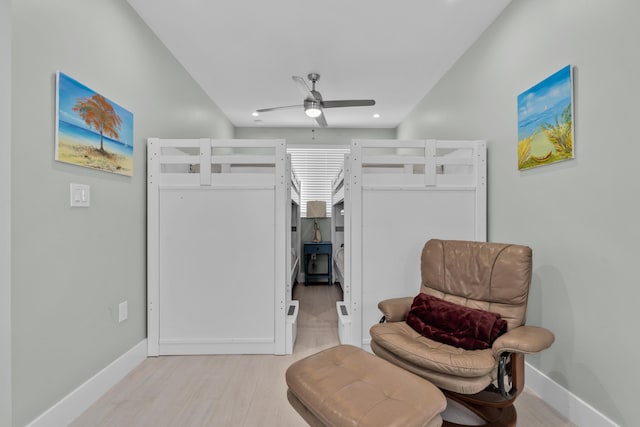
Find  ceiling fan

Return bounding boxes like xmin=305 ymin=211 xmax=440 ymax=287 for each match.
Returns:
xmin=255 ymin=73 xmax=376 ymax=127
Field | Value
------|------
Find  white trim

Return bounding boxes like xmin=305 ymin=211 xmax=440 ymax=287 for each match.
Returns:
xmin=287 ymin=143 xmax=349 ymax=150
xmin=147 ymin=139 xmax=160 ymax=356
xmin=273 ymin=140 xmax=287 ymax=355
xmin=525 ymin=362 xmax=620 ymax=427
xmin=26 ymin=340 xmax=147 ymax=427
xmin=158 ymin=342 xmax=275 ymax=355
xmin=285 ymin=300 xmax=299 ymax=355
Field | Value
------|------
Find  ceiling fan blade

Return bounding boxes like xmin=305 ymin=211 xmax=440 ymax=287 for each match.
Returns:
xmin=315 ymin=112 xmax=328 ymax=128
xmin=321 ymin=99 xmax=376 ymax=108
xmin=255 ymin=104 xmax=302 ymax=113
xmin=292 ymin=75 xmax=317 ymax=100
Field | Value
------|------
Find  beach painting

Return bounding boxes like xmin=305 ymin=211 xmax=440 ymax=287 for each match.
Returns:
xmin=517 ymin=65 xmax=574 ymax=170
xmin=55 ymin=72 xmax=134 ymax=176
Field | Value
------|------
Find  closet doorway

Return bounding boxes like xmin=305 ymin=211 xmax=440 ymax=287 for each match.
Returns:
xmin=288 ymin=146 xmax=348 ymax=352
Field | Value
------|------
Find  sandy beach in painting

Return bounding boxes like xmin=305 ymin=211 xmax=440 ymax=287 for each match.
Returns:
xmin=517 ymin=104 xmax=573 ymax=170
xmin=57 ymin=132 xmax=133 ymax=176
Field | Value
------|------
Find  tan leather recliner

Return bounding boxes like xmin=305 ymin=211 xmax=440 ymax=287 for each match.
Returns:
xmin=370 ymin=239 xmax=554 ymax=427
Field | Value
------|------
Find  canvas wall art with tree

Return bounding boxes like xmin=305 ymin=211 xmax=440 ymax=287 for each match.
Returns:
xmin=55 ymin=72 xmax=134 ymax=176
xmin=517 ymin=65 xmax=574 ymax=170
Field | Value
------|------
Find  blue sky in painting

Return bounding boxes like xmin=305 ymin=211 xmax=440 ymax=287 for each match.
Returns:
xmin=517 ymin=65 xmax=572 ymax=141
xmin=57 ymin=72 xmax=134 ymax=147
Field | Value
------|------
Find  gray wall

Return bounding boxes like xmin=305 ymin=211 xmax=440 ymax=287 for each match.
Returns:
xmin=1 ymin=0 xmax=12 ymax=425
xmin=11 ymin=1 xmax=233 ymax=425
xmin=235 ymin=127 xmax=396 ymax=145
xmin=398 ymin=0 xmax=639 ymax=424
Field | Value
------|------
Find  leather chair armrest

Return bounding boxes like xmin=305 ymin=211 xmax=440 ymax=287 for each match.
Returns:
xmin=492 ymin=325 xmax=555 ymax=357
xmin=378 ymin=297 xmax=414 ymax=322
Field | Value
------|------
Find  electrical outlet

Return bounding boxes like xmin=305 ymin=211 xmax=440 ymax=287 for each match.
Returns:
xmin=118 ymin=301 xmax=128 ymax=323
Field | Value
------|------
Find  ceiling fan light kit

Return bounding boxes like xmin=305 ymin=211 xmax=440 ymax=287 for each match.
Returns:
xmin=304 ymin=99 xmax=322 ymax=118
xmin=256 ymin=73 xmax=376 ymax=127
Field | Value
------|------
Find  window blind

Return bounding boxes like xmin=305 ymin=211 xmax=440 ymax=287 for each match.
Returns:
xmin=287 ymin=147 xmax=349 ymax=217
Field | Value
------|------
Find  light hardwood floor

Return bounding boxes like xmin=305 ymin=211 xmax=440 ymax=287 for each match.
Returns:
xmin=71 ymin=284 xmax=574 ymax=427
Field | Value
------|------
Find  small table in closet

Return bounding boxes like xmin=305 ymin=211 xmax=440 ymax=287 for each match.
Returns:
xmin=303 ymin=241 xmax=332 ymax=286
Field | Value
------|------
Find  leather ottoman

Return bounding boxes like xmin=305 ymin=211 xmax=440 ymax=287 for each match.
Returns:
xmin=286 ymin=345 xmax=446 ymax=427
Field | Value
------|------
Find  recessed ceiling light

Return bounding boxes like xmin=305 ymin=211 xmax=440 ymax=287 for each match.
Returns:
xmin=252 ymin=111 xmax=259 ymax=117
xmin=373 ymin=113 xmax=380 ymax=118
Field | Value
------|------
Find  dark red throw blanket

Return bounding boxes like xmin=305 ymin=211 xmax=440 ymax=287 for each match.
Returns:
xmin=406 ymin=293 xmax=507 ymax=350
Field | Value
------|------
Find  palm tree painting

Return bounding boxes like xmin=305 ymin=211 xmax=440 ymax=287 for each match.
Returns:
xmin=55 ymin=72 xmax=134 ymax=176
xmin=517 ymin=65 xmax=574 ymax=170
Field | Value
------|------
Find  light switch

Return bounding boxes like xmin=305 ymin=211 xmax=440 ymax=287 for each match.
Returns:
xmin=118 ymin=301 xmax=128 ymax=323
xmin=70 ymin=183 xmax=90 ymax=207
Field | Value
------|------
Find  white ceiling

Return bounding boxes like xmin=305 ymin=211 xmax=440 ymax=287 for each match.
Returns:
xmin=127 ymin=0 xmax=512 ymax=129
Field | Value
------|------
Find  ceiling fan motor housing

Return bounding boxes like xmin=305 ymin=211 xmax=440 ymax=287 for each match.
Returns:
xmin=310 ymin=90 xmax=322 ymax=102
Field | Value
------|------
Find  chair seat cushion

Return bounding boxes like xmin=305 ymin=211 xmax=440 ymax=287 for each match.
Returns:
xmin=407 ymin=293 xmax=507 ymax=350
xmin=370 ymin=322 xmax=497 ymax=378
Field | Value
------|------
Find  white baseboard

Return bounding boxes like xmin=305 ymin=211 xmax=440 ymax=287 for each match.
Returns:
xmin=525 ymin=362 xmax=619 ymax=427
xmin=27 ymin=339 xmax=147 ymax=427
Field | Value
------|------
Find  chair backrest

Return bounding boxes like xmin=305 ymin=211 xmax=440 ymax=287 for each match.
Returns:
xmin=420 ymin=239 xmax=532 ymax=330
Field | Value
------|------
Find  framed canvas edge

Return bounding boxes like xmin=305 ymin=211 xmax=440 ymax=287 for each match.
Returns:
xmin=54 ymin=71 xmax=61 ymax=162
xmin=568 ymin=64 xmax=576 ymax=161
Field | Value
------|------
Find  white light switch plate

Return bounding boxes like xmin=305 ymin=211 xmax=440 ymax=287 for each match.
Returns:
xmin=118 ymin=301 xmax=128 ymax=323
xmin=70 ymin=183 xmax=90 ymax=207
